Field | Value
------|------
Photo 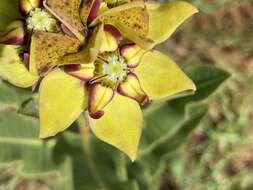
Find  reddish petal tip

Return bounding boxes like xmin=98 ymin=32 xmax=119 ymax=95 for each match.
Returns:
xmin=89 ymin=110 xmax=104 ymax=119
xmin=104 ymin=25 xmax=122 ymax=41
xmin=64 ymin=64 xmax=81 ymax=72
xmin=140 ymin=95 xmax=149 ymax=106
xmin=120 ymin=44 xmax=136 ymax=55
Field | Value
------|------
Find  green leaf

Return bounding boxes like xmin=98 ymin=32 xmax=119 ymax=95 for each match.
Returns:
xmin=0 ymin=0 xmax=21 ymax=30
xmin=128 ymin=104 xmax=208 ymax=190
xmin=145 ymin=104 xmax=208 ymax=157
xmin=54 ymin=131 xmax=140 ymax=190
xmin=140 ymin=65 xmax=230 ymax=151
xmin=169 ymin=65 xmax=231 ymax=110
xmin=0 ymin=80 xmax=39 ymax=117
xmin=0 ymin=109 xmax=74 ymax=190
xmin=0 ymin=80 xmax=35 ymax=109
xmin=140 ymin=103 xmax=208 ymax=160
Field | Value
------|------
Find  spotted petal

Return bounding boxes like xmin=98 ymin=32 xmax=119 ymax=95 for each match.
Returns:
xmin=60 ymin=25 xmax=104 ymax=66
xmin=135 ymin=51 xmax=196 ymax=100
xmin=90 ymin=1 xmax=153 ymax=49
xmin=44 ymin=0 xmax=86 ymax=41
xmin=87 ymin=93 xmax=143 ymax=161
xmin=147 ymin=1 xmax=198 ymax=44
xmin=0 ymin=45 xmax=38 ymax=88
xmin=30 ymin=32 xmax=81 ymax=75
xmin=39 ymin=69 xmax=87 ymax=138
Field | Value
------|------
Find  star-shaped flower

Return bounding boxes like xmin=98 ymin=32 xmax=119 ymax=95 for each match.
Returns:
xmin=0 ymin=0 xmax=198 ymax=160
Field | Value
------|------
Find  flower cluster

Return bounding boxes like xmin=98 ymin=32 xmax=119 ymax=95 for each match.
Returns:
xmin=0 ymin=0 xmax=198 ymax=160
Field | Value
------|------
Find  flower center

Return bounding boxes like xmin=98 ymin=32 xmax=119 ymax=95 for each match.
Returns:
xmin=94 ymin=54 xmax=128 ymax=87
xmin=26 ymin=8 xmax=58 ymax=32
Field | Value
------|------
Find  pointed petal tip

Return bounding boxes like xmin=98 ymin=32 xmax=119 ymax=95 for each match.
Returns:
xmin=192 ymin=82 xmax=197 ymax=91
xmin=135 ymin=51 xmax=197 ymax=100
xmin=147 ymin=1 xmax=199 ymax=44
xmin=128 ymin=151 xmax=138 ymax=162
xmin=141 ymin=95 xmax=149 ymax=106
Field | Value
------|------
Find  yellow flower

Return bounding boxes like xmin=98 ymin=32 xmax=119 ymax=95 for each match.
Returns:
xmin=80 ymin=0 xmax=198 ymax=49
xmin=59 ymin=23 xmax=196 ymax=160
xmin=0 ymin=0 xmax=198 ymax=160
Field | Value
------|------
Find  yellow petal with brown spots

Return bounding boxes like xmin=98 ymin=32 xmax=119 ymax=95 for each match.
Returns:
xmin=90 ymin=1 xmax=154 ymax=49
xmin=30 ymin=32 xmax=81 ymax=75
xmin=44 ymin=0 xmax=86 ymax=41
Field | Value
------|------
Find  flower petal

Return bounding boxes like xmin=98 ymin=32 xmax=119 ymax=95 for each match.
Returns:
xmin=39 ymin=69 xmax=87 ymax=138
xmin=44 ymin=0 xmax=86 ymax=41
xmin=87 ymin=93 xmax=143 ymax=161
xmin=90 ymin=1 xmax=154 ymax=49
xmin=0 ymin=45 xmax=38 ymax=88
xmin=64 ymin=63 xmax=95 ymax=81
xmin=88 ymin=83 xmax=114 ymax=119
xmin=147 ymin=1 xmax=198 ymax=44
xmin=120 ymin=44 xmax=146 ymax=68
xmin=135 ymin=51 xmax=196 ymax=100
xmin=30 ymin=32 xmax=81 ymax=75
xmin=118 ymin=73 xmax=148 ymax=105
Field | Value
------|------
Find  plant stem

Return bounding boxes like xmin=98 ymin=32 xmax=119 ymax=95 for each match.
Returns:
xmin=77 ymin=114 xmax=105 ymax=189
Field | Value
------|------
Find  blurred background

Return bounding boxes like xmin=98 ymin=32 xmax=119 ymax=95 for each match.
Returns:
xmin=157 ymin=0 xmax=253 ymax=190
xmin=157 ymin=0 xmax=253 ymax=189
xmin=0 ymin=0 xmax=253 ymax=189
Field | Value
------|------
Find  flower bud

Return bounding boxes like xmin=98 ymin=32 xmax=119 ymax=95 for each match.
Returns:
xmin=20 ymin=0 xmax=41 ymax=15
xmin=0 ymin=20 xmax=26 ymax=45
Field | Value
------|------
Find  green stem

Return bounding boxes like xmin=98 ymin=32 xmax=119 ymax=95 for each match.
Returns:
xmin=115 ymin=154 xmax=128 ymax=182
xmin=77 ymin=115 xmax=105 ymax=189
